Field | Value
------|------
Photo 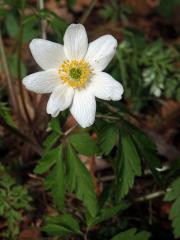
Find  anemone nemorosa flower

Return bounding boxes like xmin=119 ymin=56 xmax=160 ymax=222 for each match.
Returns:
xmin=23 ymin=24 xmax=124 ymax=128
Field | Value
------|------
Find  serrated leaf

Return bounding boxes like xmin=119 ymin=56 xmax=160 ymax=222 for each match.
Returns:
xmin=131 ymin=127 xmax=162 ymax=185
xmin=88 ymin=201 xmax=130 ymax=227
xmin=171 ymin=207 xmax=180 ymax=238
xmin=116 ymin=132 xmax=141 ymax=198
xmin=51 ymin=145 xmax=65 ymax=210
xmin=69 ymin=132 xmax=96 ymax=156
xmin=44 ymin=167 xmax=56 ymax=190
xmin=45 ymin=214 xmax=82 ymax=235
xmin=164 ymin=177 xmax=180 ymax=238
xmin=43 ymin=132 xmax=59 ymax=151
xmin=34 ymin=147 xmax=59 ymax=174
xmin=66 ymin=145 xmax=97 ymax=217
xmin=111 ymin=228 xmax=151 ymax=240
xmin=99 ymin=124 xmax=118 ymax=155
xmin=164 ymin=178 xmax=180 ymax=201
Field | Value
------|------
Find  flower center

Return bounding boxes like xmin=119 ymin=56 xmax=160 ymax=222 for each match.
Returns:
xmin=69 ymin=68 xmax=82 ymax=80
xmin=58 ymin=60 xmax=91 ymax=88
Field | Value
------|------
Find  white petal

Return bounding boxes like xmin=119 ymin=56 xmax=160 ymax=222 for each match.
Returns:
xmin=70 ymin=89 xmax=96 ymax=128
xmin=85 ymin=35 xmax=117 ymax=71
xmin=30 ymin=39 xmax=65 ymax=70
xmin=64 ymin=24 xmax=88 ymax=60
xmin=88 ymin=72 xmax=124 ymax=101
xmin=47 ymin=84 xmax=74 ymax=117
xmin=23 ymin=69 xmax=61 ymax=94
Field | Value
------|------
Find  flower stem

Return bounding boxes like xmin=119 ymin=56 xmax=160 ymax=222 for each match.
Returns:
xmin=38 ymin=0 xmax=47 ymax=39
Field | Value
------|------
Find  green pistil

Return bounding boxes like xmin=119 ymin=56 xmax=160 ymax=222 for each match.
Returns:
xmin=69 ymin=68 xmax=82 ymax=81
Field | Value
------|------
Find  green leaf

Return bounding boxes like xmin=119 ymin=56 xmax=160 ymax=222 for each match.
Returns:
xmin=111 ymin=228 xmax=151 ymax=240
xmin=8 ymin=54 xmax=27 ymax=78
xmin=43 ymin=132 xmax=59 ymax=151
xmin=99 ymin=124 xmax=118 ymax=155
xmin=69 ymin=132 xmax=96 ymax=156
xmin=51 ymin=145 xmax=65 ymax=210
xmin=116 ymin=132 xmax=141 ymax=198
xmin=42 ymin=224 xmax=73 ymax=237
xmin=132 ymin=128 xmax=161 ymax=168
xmin=66 ymin=145 xmax=97 ymax=217
xmin=5 ymin=14 xmax=19 ymax=38
xmin=131 ymin=127 xmax=162 ymax=186
xmin=164 ymin=178 xmax=180 ymax=201
xmin=44 ymin=167 xmax=56 ymax=190
xmin=0 ymin=102 xmax=16 ymax=128
xmin=34 ymin=147 xmax=59 ymax=174
xmin=50 ymin=118 xmax=62 ymax=134
xmin=164 ymin=177 xmax=180 ymax=238
xmin=45 ymin=214 xmax=82 ymax=235
xmin=23 ymin=14 xmax=39 ymax=43
xmin=38 ymin=146 xmax=65 ymax=210
xmin=88 ymin=201 xmax=130 ymax=227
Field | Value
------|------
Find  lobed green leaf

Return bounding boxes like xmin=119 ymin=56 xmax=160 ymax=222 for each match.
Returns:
xmin=66 ymin=145 xmax=97 ymax=217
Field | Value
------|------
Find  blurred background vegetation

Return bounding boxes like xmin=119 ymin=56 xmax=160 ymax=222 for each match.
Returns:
xmin=0 ymin=0 xmax=180 ymax=239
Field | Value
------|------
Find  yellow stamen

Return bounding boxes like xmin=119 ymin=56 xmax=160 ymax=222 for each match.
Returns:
xmin=58 ymin=59 xmax=91 ymax=88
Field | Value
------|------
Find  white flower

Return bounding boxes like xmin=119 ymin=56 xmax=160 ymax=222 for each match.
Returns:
xmin=23 ymin=24 xmax=124 ymax=128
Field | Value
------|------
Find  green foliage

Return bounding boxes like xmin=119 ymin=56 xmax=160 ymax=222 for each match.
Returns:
xmin=99 ymin=0 xmax=132 ymax=23
xmin=34 ymin=147 xmax=59 ymax=174
xmin=0 ymin=4 xmax=7 ymax=19
xmin=8 ymin=54 xmax=27 ymax=78
xmin=87 ymin=201 xmax=130 ymax=227
xmin=158 ymin=0 xmax=180 ymax=18
xmin=51 ymin=145 xmax=65 ymax=211
xmin=23 ymin=15 xmax=39 ymax=42
xmin=38 ymin=9 xmax=68 ymax=42
xmin=43 ymin=213 xmax=82 ymax=237
xmin=115 ymin=32 xmax=180 ymax=110
xmin=69 ymin=131 xmax=96 ymax=156
xmin=43 ymin=119 xmax=62 ymax=151
xmin=0 ymin=164 xmax=32 ymax=238
xmin=116 ymin=130 xmax=141 ymax=198
xmin=131 ymin=127 xmax=162 ymax=185
xmin=5 ymin=13 xmax=19 ymax=38
xmin=111 ymin=228 xmax=151 ymax=240
xmin=98 ymin=124 xmax=118 ymax=155
xmin=35 ymin=145 xmax=66 ymax=211
xmin=0 ymin=102 xmax=16 ymax=128
xmin=164 ymin=177 xmax=180 ymax=238
xmin=1 ymin=1 xmax=177 ymax=238
xmin=67 ymin=145 xmax=97 ymax=217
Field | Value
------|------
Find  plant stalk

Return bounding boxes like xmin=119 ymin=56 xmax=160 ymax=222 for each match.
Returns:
xmin=38 ymin=0 xmax=47 ymax=39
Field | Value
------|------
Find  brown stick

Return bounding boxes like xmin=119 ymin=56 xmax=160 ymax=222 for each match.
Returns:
xmin=0 ymin=31 xmax=19 ymax=113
